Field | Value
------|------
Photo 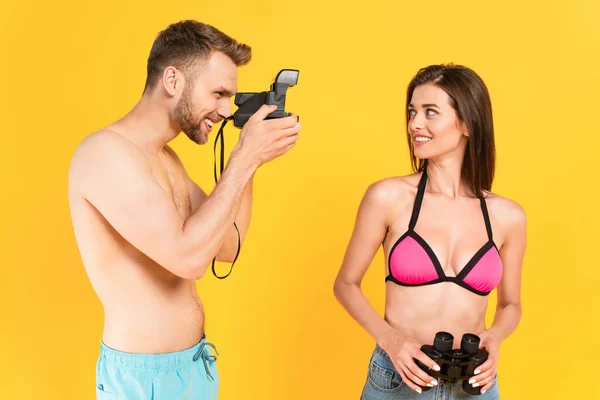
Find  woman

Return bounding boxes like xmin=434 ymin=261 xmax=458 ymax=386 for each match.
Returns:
xmin=334 ymin=64 xmax=526 ymax=399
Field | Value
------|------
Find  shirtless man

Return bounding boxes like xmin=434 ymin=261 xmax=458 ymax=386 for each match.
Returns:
xmin=68 ymin=20 xmax=301 ymax=400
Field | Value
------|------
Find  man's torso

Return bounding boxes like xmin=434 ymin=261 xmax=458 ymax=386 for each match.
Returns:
xmin=69 ymin=129 xmax=205 ymax=353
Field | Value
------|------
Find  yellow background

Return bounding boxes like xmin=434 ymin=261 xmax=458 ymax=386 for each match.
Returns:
xmin=1 ymin=0 xmax=598 ymax=399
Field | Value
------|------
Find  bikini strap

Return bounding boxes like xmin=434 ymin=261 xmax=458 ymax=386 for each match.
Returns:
xmin=479 ymin=196 xmax=494 ymax=241
xmin=408 ymin=169 xmax=428 ymax=231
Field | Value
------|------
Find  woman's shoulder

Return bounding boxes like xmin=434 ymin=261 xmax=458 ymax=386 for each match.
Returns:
xmin=484 ymin=192 xmax=527 ymax=226
xmin=362 ymin=173 xmax=422 ymax=207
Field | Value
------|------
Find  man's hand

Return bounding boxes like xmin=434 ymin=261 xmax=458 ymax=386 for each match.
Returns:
xmin=232 ymin=104 xmax=301 ymax=169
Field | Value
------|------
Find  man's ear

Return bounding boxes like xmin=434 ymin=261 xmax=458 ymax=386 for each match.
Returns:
xmin=162 ymin=66 xmax=180 ymax=97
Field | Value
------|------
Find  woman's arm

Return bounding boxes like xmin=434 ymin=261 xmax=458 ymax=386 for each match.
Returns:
xmin=472 ymin=200 xmax=527 ymax=394
xmin=334 ymin=180 xmax=441 ymax=393
xmin=334 ymin=181 xmax=395 ymax=343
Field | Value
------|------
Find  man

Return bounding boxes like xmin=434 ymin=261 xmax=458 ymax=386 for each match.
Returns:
xmin=68 ymin=20 xmax=301 ymax=399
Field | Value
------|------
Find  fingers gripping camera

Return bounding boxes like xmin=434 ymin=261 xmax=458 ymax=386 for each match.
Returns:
xmin=232 ymin=69 xmax=299 ymax=127
xmin=210 ymin=69 xmax=299 ymax=279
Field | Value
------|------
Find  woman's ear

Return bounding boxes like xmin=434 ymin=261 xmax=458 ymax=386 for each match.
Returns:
xmin=460 ymin=120 xmax=469 ymax=137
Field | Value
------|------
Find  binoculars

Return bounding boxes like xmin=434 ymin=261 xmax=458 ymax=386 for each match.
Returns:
xmin=414 ymin=331 xmax=488 ymax=395
xmin=231 ymin=69 xmax=299 ymax=127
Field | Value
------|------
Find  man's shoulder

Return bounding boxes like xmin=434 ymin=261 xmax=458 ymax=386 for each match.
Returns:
xmin=76 ymin=128 xmax=136 ymax=153
xmin=69 ymin=129 xmax=147 ymax=183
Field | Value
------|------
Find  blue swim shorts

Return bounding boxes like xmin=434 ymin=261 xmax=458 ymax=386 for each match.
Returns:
xmin=96 ymin=335 xmax=219 ymax=399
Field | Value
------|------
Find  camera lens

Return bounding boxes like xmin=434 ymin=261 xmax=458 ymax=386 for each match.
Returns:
xmin=460 ymin=334 xmax=480 ymax=355
xmin=433 ymin=331 xmax=454 ymax=353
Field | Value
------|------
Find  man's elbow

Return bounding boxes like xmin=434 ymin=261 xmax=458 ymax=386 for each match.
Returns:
xmin=188 ymin=265 xmax=209 ymax=280
xmin=180 ymin=253 xmax=235 ymax=280
xmin=172 ymin=255 xmax=210 ymax=280
xmin=175 ymin=242 xmax=238 ymax=280
xmin=215 ymin=252 xmax=236 ymax=264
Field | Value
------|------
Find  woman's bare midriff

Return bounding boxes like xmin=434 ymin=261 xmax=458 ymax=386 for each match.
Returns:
xmin=384 ymin=281 xmax=488 ymax=348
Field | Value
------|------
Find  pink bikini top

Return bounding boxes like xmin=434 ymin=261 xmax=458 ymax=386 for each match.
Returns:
xmin=386 ymin=170 xmax=503 ymax=296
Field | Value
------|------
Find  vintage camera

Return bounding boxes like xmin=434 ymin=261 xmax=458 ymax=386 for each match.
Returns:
xmin=210 ymin=69 xmax=299 ymax=280
xmin=414 ymin=331 xmax=489 ymax=395
xmin=231 ymin=69 xmax=299 ymax=127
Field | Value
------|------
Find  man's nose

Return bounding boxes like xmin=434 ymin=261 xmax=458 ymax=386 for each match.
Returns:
xmin=218 ymin=101 xmax=233 ymax=120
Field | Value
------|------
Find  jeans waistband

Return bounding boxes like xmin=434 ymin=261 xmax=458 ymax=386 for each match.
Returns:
xmin=374 ymin=343 xmax=392 ymax=361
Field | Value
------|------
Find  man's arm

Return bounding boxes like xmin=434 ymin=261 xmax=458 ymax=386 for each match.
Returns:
xmin=185 ymin=171 xmax=254 ymax=262
xmin=71 ymin=131 xmax=255 ymax=280
xmin=72 ymin=105 xmax=300 ymax=280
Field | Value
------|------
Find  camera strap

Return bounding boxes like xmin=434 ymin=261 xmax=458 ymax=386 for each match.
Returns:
xmin=211 ymin=117 xmax=241 ymax=280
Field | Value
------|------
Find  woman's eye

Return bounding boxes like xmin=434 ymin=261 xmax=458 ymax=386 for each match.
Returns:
xmin=426 ymin=109 xmax=437 ymax=116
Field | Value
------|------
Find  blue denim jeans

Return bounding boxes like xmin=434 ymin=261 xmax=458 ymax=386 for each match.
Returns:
xmin=361 ymin=345 xmax=500 ymax=400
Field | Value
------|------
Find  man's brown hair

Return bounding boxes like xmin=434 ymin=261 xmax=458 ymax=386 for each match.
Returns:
xmin=144 ymin=20 xmax=251 ymax=92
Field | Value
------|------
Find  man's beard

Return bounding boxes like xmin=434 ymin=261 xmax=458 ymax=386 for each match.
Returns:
xmin=174 ymin=85 xmax=207 ymax=145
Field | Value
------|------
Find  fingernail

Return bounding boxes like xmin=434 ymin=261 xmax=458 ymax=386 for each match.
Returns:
xmin=433 ymin=364 xmax=441 ymax=371
xmin=482 ymin=390 xmax=487 ymax=394
xmin=474 ymin=369 xmax=481 ymax=375
xmin=426 ymin=383 xmax=433 ymax=387
xmin=431 ymin=380 xmax=438 ymax=386
xmin=473 ymin=383 xmax=480 ymax=388
xmin=469 ymin=378 xmax=476 ymax=384
xmin=416 ymin=387 xmax=422 ymax=393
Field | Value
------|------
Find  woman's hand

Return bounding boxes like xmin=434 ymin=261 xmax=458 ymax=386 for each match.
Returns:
xmin=379 ymin=331 xmax=441 ymax=393
xmin=470 ymin=330 xmax=500 ymax=394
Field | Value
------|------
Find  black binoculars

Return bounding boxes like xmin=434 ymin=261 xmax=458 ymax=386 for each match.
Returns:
xmin=414 ymin=331 xmax=488 ymax=396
